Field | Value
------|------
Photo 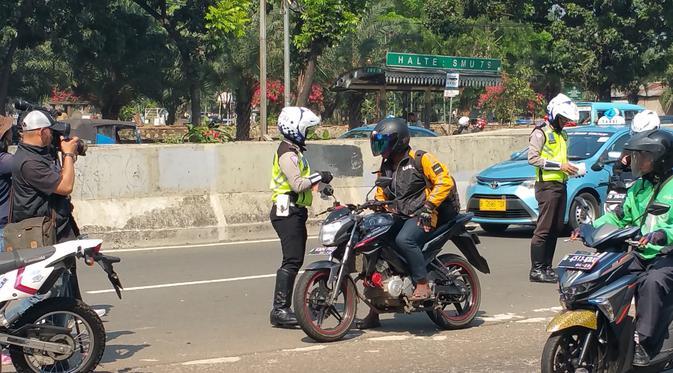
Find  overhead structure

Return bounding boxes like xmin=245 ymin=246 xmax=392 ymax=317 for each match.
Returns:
xmin=332 ymin=52 xmax=503 ymax=127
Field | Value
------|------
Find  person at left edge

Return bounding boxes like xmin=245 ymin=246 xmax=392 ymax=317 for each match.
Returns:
xmin=269 ymin=106 xmax=333 ymax=328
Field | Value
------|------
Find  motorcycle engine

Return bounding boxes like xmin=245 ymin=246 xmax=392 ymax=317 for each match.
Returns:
xmin=369 ymin=260 xmax=414 ymax=298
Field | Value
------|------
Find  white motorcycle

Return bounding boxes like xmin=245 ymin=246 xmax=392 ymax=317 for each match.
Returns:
xmin=0 ymin=239 xmax=122 ymax=373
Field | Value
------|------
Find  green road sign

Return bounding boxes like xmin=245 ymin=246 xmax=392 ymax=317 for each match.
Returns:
xmin=386 ymin=52 xmax=501 ymax=72
xmin=564 ymin=85 xmax=582 ymax=100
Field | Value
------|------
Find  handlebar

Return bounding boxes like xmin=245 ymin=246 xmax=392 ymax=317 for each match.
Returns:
xmin=316 ymin=200 xmax=393 ymax=216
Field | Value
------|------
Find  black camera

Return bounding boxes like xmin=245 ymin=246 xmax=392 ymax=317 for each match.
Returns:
xmin=50 ymin=122 xmax=87 ymax=157
xmin=14 ymin=100 xmax=87 ymax=156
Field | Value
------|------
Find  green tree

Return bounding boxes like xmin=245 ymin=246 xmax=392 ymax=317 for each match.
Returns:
xmin=132 ymin=0 xmax=251 ymax=126
xmin=479 ymin=67 xmax=537 ymax=124
xmin=535 ymin=1 xmax=673 ymax=100
xmin=292 ymin=0 xmax=368 ymax=106
xmin=0 ymin=0 xmax=66 ymax=113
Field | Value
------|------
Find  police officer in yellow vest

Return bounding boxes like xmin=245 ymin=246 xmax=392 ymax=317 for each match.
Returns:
xmin=269 ymin=107 xmax=333 ymax=327
xmin=527 ymin=94 xmax=579 ymax=283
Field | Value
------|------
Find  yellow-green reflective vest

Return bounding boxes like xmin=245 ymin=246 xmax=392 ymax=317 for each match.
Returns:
xmin=270 ymin=151 xmax=313 ymax=207
xmin=537 ymin=127 xmax=569 ymax=182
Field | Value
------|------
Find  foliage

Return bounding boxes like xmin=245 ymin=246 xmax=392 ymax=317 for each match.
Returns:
xmin=119 ymin=97 xmax=160 ymax=122
xmin=478 ymin=67 xmax=538 ymax=124
xmin=183 ymin=124 xmax=234 ymax=143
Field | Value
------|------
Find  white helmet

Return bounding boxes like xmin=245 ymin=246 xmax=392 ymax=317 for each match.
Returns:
xmin=631 ymin=110 xmax=660 ymax=134
xmin=547 ymin=93 xmax=579 ymax=122
xmin=458 ymin=116 xmax=470 ymax=126
xmin=277 ymin=106 xmax=320 ymax=145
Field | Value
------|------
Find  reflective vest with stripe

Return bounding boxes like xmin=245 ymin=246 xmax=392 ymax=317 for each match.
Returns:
xmin=537 ymin=127 xmax=568 ymax=182
xmin=270 ymin=151 xmax=313 ymax=207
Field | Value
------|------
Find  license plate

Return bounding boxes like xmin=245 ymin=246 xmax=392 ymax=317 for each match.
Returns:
xmin=558 ymin=252 xmax=604 ymax=271
xmin=308 ymin=247 xmax=336 ymax=256
xmin=479 ymin=198 xmax=506 ymax=211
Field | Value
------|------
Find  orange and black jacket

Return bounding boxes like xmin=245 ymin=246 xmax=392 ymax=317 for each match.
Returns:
xmin=375 ymin=149 xmax=459 ymax=226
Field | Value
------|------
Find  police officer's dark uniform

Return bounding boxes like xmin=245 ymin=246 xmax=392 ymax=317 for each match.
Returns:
xmin=268 ymin=107 xmax=332 ymax=328
xmin=528 ymin=94 xmax=578 ymax=283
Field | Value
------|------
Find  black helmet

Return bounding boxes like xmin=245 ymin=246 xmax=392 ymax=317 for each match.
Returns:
xmin=624 ymin=129 xmax=673 ymax=178
xmin=370 ymin=117 xmax=410 ymax=159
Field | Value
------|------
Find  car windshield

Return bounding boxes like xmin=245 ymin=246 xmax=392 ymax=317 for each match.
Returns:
xmin=511 ymin=132 xmax=612 ymax=161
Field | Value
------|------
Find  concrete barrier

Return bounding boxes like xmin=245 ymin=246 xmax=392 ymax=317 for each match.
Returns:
xmin=71 ymin=131 xmax=530 ymax=248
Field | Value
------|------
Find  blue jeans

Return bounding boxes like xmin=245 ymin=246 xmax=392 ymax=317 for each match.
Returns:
xmin=394 ymin=217 xmax=434 ymax=283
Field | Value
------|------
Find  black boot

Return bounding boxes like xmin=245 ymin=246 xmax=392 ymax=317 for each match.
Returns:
xmin=270 ymin=268 xmax=298 ymax=328
xmin=633 ymin=343 xmax=651 ymax=366
xmin=544 ymin=266 xmax=559 ymax=282
xmin=529 ymin=264 xmax=556 ymax=283
xmin=355 ymin=310 xmax=381 ymax=330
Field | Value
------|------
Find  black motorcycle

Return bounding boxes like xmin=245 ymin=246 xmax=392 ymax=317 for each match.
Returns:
xmin=293 ymin=178 xmax=490 ymax=342
xmin=542 ymin=202 xmax=673 ymax=372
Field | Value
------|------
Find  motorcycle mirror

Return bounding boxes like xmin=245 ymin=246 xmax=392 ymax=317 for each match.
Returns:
xmin=320 ymin=184 xmax=334 ymax=199
xmin=374 ymin=177 xmax=392 ymax=188
xmin=591 ymin=161 xmax=604 ymax=172
xmin=647 ymin=202 xmax=670 ymax=216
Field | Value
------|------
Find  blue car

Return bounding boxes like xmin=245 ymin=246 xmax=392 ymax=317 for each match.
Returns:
xmin=465 ymin=126 xmax=631 ymax=233
xmin=339 ymin=124 xmax=437 ymax=139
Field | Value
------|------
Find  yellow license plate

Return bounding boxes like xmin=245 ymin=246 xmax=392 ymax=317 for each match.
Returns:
xmin=479 ymin=198 xmax=506 ymax=211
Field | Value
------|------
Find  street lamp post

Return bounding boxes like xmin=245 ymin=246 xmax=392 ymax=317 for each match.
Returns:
xmin=259 ymin=0 xmax=268 ymax=137
xmin=283 ymin=0 xmax=291 ymax=107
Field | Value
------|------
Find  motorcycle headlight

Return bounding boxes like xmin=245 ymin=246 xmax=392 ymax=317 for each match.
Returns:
xmin=319 ymin=218 xmax=348 ymax=246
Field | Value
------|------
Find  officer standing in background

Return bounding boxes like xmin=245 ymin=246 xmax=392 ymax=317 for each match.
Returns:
xmin=269 ymin=107 xmax=333 ymax=328
xmin=527 ymin=94 xmax=579 ymax=283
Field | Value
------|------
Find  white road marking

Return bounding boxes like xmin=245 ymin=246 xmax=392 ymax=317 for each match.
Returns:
xmin=182 ymin=356 xmax=241 ymax=365
xmin=139 ymin=359 xmax=159 ymax=362
xmin=282 ymin=345 xmax=328 ymax=352
xmin=533 ymin=307 xmax=562 ymax=313
xmin=432 ymin=336 xmax=448 ymax=341
xmin=104 ymin=236 xmax=318 ymax=253
xmin=88 ymin=270 xmax=308 ymax=294
xmin=367 ymin=335 xmax=410 ymax=341
xmin=516 ymin=317 xmax=550 ymax=323
xmin=87 ymin=273 xmax=277 ymax=294
xmin=478 ymin=313 xmax=525 ymax=322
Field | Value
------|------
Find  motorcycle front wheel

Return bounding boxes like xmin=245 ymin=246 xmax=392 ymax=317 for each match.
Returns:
xmin=9 ymin=297 xmax=106 ymax=373
xmin=294 ymin=269 xmax=357 ymax=342
xmin=541 ymin=326 xmax=616 ymax=373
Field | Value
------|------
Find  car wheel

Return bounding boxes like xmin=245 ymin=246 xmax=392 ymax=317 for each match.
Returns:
xmin=479 ymin=223 xmax=509 ymax=234
xmin=569 ymin=193 xmax=599 ymax=230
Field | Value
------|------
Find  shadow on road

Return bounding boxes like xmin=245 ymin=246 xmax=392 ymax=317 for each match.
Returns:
xmin=100 ymin=330 xmax=150 ymax=364
xmin=476 ymin=226 xmax=535 ymax=239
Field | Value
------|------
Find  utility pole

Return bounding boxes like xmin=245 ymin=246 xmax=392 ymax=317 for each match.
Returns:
xmin=259 ymin=0 xmax=268 ymax=137
xmin=283 ymin=0 xmax=291 ymax=107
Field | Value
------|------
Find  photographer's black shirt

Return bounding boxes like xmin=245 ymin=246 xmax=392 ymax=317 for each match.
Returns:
xmin=11 ymin=143 xmax=75 ymax=241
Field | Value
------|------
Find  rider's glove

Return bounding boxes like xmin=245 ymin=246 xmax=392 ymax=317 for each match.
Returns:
xmin=308 ymin=171 xmax=333 ymax=185
xmin=640 ymin=230 xmax=667 ymax=247
xmin=417 ymin=203 xmax=435 ymax=232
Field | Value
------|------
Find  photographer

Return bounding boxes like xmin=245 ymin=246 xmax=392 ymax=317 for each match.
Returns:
xmin=11 ymin=110 xmax=80 ymax=242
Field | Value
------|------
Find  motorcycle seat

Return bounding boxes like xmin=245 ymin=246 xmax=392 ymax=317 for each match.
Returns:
xmin=0 ymin=247 xmax=56 ymax=275
xmin=423 ymin=213 xmax=474 ymax=251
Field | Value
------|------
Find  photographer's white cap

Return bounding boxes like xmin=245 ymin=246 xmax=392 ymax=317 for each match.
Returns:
xmin=21 ymin=110 xmax=66 ymax=132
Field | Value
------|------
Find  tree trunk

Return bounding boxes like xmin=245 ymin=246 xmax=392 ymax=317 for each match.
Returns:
xmin=0 ymin=39 xmax=18 ymax=115
xmin=346 ymin=92 xmax=365 ymax=129
xmin=190 ymin=80 xmax=201 ymax=126
xmin=597 ymin=82 xmax=612 ymax=102
xmin=235 ymin=80 xmax=254 ymax=141
xmin=167 ymin=107 xmax=177 ymax=126
xmin=296 ymin=52 xmax=317 ymax=107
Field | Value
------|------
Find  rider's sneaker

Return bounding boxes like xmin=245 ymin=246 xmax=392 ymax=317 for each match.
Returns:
xmin=633 ymin=343 xmax=651 ymax=366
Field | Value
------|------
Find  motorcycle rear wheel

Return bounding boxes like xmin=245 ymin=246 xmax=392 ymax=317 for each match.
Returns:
xmin=9 ymin=297 xmax=106 ymax=373
xmin=427 ymin=254 xmax=481 ymax=330
xmin=294 ymin=269 xmax=357 ymax=343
